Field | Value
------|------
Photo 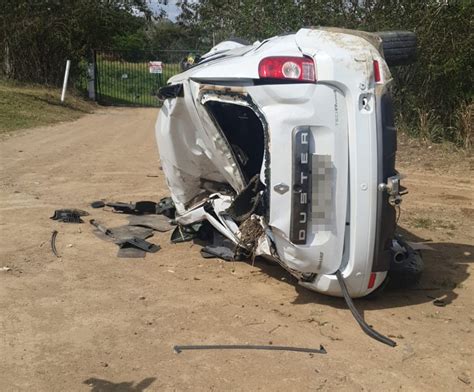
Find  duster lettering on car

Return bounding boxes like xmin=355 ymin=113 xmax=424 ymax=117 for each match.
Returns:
xmin=290 ymin=127 xmax=312 ymax=244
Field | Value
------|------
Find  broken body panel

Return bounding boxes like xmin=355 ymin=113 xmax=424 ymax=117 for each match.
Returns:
xmin=156 ymin=28 xmax=401 ymax=297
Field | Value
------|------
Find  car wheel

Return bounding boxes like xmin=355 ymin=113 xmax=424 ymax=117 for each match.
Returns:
xmin=376 ymin=31 xmax=417 ymax=66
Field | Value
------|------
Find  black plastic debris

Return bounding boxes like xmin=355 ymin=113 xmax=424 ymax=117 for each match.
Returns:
xmin=336 ymin=270 xmax=396 ymax=347
xmin=117 ymin=236 xmax=160 ymax=253
xmin=170 ymin=218 xmax=247 ymax=261
xmin=92 ymin=197 xmax=176 ymax=218
xmin=91 ymin=224 xmax=154 ymax=243
xmin=387 ymin=237 xmax=424 ymax=288
xmin=200 ymin=230 xmax=236 ymax=261
xmin=158 ymin=83 xmax=184 ymax=100
xmin=200 ymin=246 xmax=234 ymax=261
xmin=127 ymin=214 xmax=175 ymax=232
xmin=225 ymin=175 xmax=264 ymax=222
xmin=90 ymin=200 xmax=106 ymax=209
xmin=50 ymin=230 xmax=60 ymax=258
xmin=106 ymin=201 xmax=157 ymax=215
xmin=50 ymin=209 xmax=89 ymax=223
xmin=90 ymin=219 xmax=160 ymax=258
xmin=156 ymin=197 xmax=176 ymax=219
xmin=429 ymin=297 xmax=447 ymax=307
xmin=170 ymin=221 xmax=214 ymax=244
xmin=170 ymin=223 xmax=203 ymax=243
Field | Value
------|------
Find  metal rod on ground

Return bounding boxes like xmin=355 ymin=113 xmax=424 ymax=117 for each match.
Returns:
xmin=174 ymin=344 xmax=327 ymax=354
xmin=61 ymin=60 xmax=71 ymax=103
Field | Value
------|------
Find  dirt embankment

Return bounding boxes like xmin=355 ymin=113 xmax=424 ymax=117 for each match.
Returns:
xmin=0 ymin=109 xmax=472 ymax=391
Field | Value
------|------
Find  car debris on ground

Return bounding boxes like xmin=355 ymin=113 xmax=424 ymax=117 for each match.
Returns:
xmin=49 ymin=199 xmax=176 ymax=259
xmin=90 ymin=219 xmax=160 ymax=257
xmin=173 ymin=344 xmax=327 ymax=355
xmin=50 ymin=208 xmax=88 ymax=223
xmin=50 ymin=230 xmax=60 ymax=258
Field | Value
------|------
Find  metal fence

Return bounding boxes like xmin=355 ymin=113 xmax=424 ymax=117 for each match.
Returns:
xmin=93 ymin=49 xmax=197 ymax=107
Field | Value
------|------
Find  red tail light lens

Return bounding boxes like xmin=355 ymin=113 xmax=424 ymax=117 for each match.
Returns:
xmin=373 ymin=60 xmax=382 ymax=83
xmin=258 ymin=56 xmax=316 ymax=82
xmin=368 ymin=272 xmax=377 ymax=289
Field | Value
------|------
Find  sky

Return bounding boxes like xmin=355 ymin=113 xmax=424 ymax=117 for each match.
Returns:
xmin=148 ymin=0 xmax=182 ymax=21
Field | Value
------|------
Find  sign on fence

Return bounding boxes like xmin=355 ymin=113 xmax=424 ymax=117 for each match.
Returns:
xmin=148 ymin=61 xmax=163 ymax=74
xmin=94 ymin=49 xmax=192 ymax=107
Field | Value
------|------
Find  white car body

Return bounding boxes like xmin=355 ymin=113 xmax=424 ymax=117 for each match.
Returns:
xmin=155 ymin=28 xmax=405 ymax=297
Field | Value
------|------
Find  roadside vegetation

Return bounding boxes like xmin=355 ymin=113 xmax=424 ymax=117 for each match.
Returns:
xmin=0 ymin=80 xmax=95 ymax=133
xmin=179 ymin=0 xmax=472 ymax=149
xmin=0 ymin=0 xmax=471 ymax=146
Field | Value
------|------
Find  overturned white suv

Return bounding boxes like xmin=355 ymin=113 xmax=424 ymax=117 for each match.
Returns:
xmin=156 ymin=27 xmax=421 ymax=299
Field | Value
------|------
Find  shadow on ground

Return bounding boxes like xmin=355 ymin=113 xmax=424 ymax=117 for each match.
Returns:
xmin=250 ymin=227 xmax=472 ymax=311
xmin=83 ymin=377 xmax=156 ymax=392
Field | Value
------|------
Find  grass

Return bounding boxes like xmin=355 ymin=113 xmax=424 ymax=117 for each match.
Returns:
xmin=95 ymin=59 xmax=181 ymax=107
xmin=397 ymin=132 xmax=472 ymax=177
xmin=413 ymin=217 xmax=433 ymax=229
xmin=411 ymin=216 xmax=457 ymax=232
xmin=0 ymin=79 xmax=96 ymax=133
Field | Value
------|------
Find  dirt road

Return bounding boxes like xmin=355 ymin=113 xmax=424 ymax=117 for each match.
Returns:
xmin=1 ymin=108 xmax=472 ymax=391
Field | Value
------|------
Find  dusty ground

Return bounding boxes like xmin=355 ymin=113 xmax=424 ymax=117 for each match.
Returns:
xmin=0 ymin=108 xmax=472 ymax=391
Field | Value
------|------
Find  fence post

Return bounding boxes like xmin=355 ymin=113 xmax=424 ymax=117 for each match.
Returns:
xmin=87 ymin=61 xmax=95 ymax=100
xmin=93 ymin=50 xmax=99 ymax=103
xmin=60 ymin=60 xmax=71 ymax=103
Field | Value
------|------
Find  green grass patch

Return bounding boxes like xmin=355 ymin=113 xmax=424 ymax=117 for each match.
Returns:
xmin=413 ymin=217 xmax=433 ymax=229
xmin=95 ymin=59 xmax=181 ymax=107
xmin=0 ymin=79 xmax=96 ymax=133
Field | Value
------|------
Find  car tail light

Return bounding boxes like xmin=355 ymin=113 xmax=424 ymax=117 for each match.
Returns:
xmin=368 ymin=272 xmax=377 ymax=289
xmin=373 ymin=60 xmax=382 ymax=83
xmin=258 ymin=56 xmax=316 ymax=82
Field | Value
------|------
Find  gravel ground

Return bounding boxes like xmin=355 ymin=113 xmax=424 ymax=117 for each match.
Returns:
xmin=0 ymin=108 xmax=472 ymax=391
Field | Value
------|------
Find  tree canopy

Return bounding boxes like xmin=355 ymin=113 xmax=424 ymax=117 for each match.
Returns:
xmin=177 ymin=0 xmax=472 ymax=145
xmin=1 ymin=0 xmax=152 ymax=84
xmin=1 ymin=0 xmax=471 ymax=145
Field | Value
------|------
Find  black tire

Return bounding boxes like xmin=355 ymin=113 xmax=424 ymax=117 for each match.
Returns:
xmin=376 ymin=31 xmax=417 ymax=66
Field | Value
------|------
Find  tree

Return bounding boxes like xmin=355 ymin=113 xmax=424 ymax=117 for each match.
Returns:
xmin=178 ymin=0 xmax=473 ymax=145
xmin=0 ymin=0 xmax=152 ymax=84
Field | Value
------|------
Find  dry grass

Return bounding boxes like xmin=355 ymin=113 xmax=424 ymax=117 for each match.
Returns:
xmin=0 ymin=79 xmax=96 ymax=133
xmin=397 ymin=132 xmax=473 ymax=177
xmin=456 ymin=102 xmax=473 ymax=149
